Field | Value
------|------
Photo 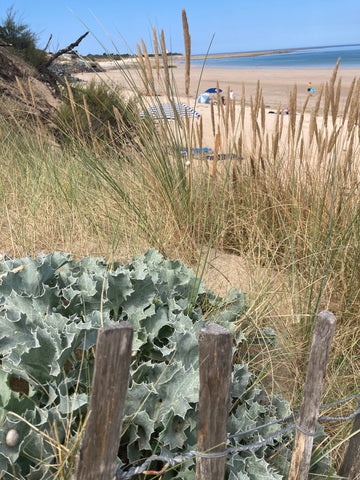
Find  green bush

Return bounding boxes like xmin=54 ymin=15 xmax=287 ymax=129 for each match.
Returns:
xmin=0 ymin=7 xmax=48 ymax=68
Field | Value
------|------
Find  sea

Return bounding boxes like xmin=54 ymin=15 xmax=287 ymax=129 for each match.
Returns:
xmin=190 ymin=44 xmax=360 ymax=69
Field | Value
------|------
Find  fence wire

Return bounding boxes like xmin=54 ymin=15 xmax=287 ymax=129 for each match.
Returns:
xmin=116 ymin=393 xmax=360 ymax=480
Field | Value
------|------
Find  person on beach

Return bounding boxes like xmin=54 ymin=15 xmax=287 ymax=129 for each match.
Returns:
xmin=221 ymin=95 xmax=226 ymax=105
xmin=230 ymin=89 xmax=234 ymax=101
xmin=308 ymin=82 xmax=314 ymax=95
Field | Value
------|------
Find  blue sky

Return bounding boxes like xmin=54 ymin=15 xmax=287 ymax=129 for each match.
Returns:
xmin=1 ymin=1 xmax=359 ymax=56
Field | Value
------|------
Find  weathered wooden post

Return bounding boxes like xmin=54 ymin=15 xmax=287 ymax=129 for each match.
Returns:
xmin=196 ymin=323 xmax=233 ymax=480
xmin=75 ymin=322 xmax=133 ymax=480
xmin=338 ymin=403 xmax=360 ymax=479
xmin=288 ymin=310 xmax=336 ymax=480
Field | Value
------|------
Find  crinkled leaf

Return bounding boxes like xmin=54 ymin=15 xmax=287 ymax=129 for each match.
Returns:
xmin=122 ymin=276 xmax=156 ymax=318
xmin=57 ymin=392 xmax=88 ymax=415
xmin=131 ymin=410 xmax=154 ymax=451
xmin=231 ymin=363 xmax=252 ymax=398
xmin=159 ymin=415 xmax=188 ymax=449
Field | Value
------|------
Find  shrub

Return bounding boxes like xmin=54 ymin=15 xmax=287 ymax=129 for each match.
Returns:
xmin=0 ymin=7 xmax=48 ymax=68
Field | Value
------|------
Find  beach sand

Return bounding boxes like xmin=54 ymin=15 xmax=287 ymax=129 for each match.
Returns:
xmin=171 ymin=64 xmax=358 ymax=107
xmin=76 ymin=61 xmax=359 ymax=155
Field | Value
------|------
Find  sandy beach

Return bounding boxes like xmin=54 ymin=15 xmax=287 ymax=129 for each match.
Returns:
xmin=76 ymin=60 xmax=359 ymax=156
xmin=174 ymin=64 xmax=358 ymax=108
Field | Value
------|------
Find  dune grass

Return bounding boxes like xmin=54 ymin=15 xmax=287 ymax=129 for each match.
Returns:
xmin=1 ymin=15 xmax=360 ymax=475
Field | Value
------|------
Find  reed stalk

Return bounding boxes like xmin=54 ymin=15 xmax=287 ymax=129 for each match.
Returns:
xmin=237 ymin=132 xmax=243 ymax=161
xmin=198 ymin=116 xmax=203 ymax=153
xmin=15 ymin=76 xmax=29 ymax=105
xmin=231 ymin=95 xmax=236 ymax=133
xmin=160 ymin=30 xmax=171 ymax=99
xmin=313 ymin=83 xmax=323 ymax=122
xmin=136 ymin=42 xmax=148 ymax=94
xmin=279 ymin=105 xmax=284 ymax=138
xmin=330 ymin=58 xmax=340 ymax=88
xmin=141 ymin=38 xmax=154 ymax=87
xmin=182 ymin=9 xmax=191 ymax=96
xmin=216 ymin=80 xmax=221 ymax=118
xmin=254 ymin=80 xmax=261 ymax=115
xmin=347 ymin=79 xmax=360 ymax=134
xmin=224 ymin=96 xmax=229 ymax=143
xmin=289 ymin=85 xmax=297 ymax=140
xmin=342 ymin=77 xmax=355 ymax=123
xmin=331 ymin=78 xmax=341 ymax=126
xmin=210 ymin=99 xmax=215 ymax=137
xmin=323 ymin=82 xmax=330 ymax=128
xmin=295 ymin=94 xmax=310 ymax=148
xmin=212 ymin=131 xmax=220 ymax=177
xmin=261 ymin=98 xmax=265 ymax=133
xmin=153 ymin=26 xmax=160 ymax=80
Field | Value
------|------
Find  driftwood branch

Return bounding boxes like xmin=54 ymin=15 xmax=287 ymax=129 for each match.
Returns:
xmin=44 ymin=31 xmax=89 ymax=68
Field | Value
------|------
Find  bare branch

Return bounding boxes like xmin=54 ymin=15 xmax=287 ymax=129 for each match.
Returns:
xmin=44 ymin=31 xmax=89 ymax=68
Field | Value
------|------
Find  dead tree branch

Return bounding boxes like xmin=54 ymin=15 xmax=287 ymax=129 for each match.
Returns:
xmin=43 ymin=31 xmax=89 ymax=68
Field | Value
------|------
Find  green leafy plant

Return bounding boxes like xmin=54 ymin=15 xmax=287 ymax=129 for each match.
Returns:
xmin=0 ymin=251 xmax=335 ymax=479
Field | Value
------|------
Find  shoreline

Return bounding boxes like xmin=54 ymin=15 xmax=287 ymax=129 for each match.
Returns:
xmin=177 ymin=49 xmax=300 ymax=61
xmin=178 ymin=44 xmax=353 ymax=61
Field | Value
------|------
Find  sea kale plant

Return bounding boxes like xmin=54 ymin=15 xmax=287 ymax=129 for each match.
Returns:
xmin=0 ymin=250 xmax=334 ymax=479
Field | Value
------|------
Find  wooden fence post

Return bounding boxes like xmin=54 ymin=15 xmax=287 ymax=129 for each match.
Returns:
xmin=288 ymin=310 xmax=336 ymax=480
xmin=75 ymin=322 xmax=133 ymax=480
xmin=338 ymin=403 xmax=360 ymax=479
xmin=196 ymin=323 xmax=233 ymax=480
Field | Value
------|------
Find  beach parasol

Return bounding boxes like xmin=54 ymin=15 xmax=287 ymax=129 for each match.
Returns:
xmin=140 ymin=102 xmax=201 ymax=120
xmin=204 ymin=87 xmax=222 ymax=94
xmin=197 ymin=92 xmax=210 ymax=103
